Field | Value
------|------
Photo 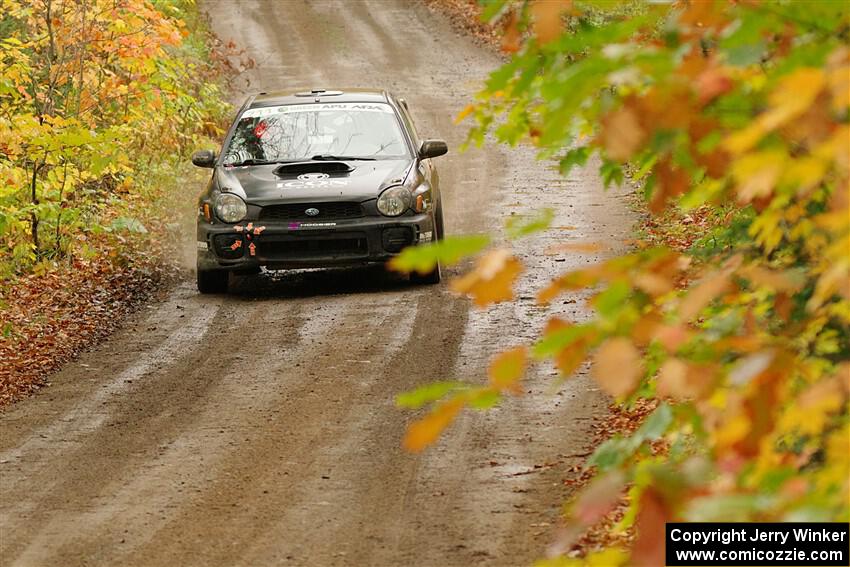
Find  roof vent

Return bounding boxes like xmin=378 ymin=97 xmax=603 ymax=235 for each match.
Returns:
xmin=294 ymin=89 xmax=344 ymax=97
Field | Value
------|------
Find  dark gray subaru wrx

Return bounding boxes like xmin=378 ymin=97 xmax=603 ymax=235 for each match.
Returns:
xmin=191 ymin=88 xmax=448 ymax=294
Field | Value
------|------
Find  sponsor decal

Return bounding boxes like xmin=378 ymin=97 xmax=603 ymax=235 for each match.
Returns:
xmin=298 ymin=173 xmax=329 ymax=181
xmin=233 ymin=222 xmax=266 ymax=257
xmin=241 ymin=103 xmax=394 ymax=119
xmin=279 ymin=178 xmax=350 ymax=189
xmin=288 ymin=222 xmax=337 ymax=230
xmin=197 ymin=241 xmax=209 ymax=250
xmin=418 ymin=230 xmax=433 ymax=243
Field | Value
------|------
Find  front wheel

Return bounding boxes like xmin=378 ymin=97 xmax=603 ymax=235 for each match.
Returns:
xmin=410 ymin=263 xmax=441 ymax=285
xmin=411 ymin=206 xmax=443 ymax=285
xmin=197 ymin=268 xmax=229 ymax=294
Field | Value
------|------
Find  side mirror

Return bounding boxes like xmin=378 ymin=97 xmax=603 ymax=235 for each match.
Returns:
xmin=192 ymin=149 xmax=217 ymax=168
xmin=419 ymin=139 xmax=448 ymax=159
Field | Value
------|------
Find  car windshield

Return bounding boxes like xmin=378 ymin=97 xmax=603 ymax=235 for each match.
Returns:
xmin=222 ymin=102 xmax=410 ymax=165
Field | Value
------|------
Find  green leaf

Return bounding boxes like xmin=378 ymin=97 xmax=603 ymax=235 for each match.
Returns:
xmin=468 ymin=389 xmax=502 ymax=409
xmin=388 ymin=234 xmax=490 ymax=274
xmin=600 ymin=160 xmax=624 ymax=189
xmin=396 ymin=381 xmax=467 ymax=409
xmin=480 ymin=0 xmax=511 ymax=23
xmin=533 ymin=323 xmax=595 ymax=358
xmin=592 ymin=279 xmax=631 ymax=319
xmin=505 ymin=208 xmax=554 ymax=239
xmin=637 ymin=403 xmax=672 ymax=440
xmin=558 ymin=146 xmax=591 ymax=175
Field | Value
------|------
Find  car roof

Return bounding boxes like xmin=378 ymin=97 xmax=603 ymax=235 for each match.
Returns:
xmin=247 ymin=88 xmax=391 ymax=108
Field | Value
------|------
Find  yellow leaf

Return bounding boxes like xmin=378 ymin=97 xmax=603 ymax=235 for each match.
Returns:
xmin=731 ymin=150 xmax=786 ymax=203
xmin=488 ymin=346 xmax=528 ymax=394
xmin=451 ymin=249 xmax=523 ymax=307
xmin=403 ymin=398 xmax=465 ymax=453
xmin=591 ymin=338 xmax=642 ymax=398
xmin=725 ymin=68 xmax=826 ymax=154
xmin=782 ymin=156 xmax=828 ymax=194
xmin=826 ymin=47 xmax=850 ymax=112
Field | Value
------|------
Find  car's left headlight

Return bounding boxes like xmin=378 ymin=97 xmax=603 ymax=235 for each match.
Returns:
xmin=214 ymin=192 xmax=247 ymax=223
xmin=377 ymin=186 xmax=412 ymax=216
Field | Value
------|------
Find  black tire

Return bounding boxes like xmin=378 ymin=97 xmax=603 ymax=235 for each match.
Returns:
xmin=411 ymin=204 xmax=444 ymax=285
xmin=411 ymin=263 xmax=441 ymax=285
xmin=435 ymin=201 xmax=445 ymax=241
xmin=197 ymin=268 xmax=229 ymax=294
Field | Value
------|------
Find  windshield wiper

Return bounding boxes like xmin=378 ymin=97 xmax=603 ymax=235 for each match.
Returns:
xmin=227 ymin=158 xmax=298 ymax=167
xmin=310 ymin=154 xmax=377 ymax=161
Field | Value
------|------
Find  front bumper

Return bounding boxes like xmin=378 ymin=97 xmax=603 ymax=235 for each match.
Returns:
xmin=196 ymin=213 xmax=435 ymax=271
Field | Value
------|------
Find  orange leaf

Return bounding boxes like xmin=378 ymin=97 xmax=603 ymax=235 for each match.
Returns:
xmin=403 ymin=398 xmax=465 ymax=453
xmin=454 ymin=104 xmax=475 ymax=125
xmin=678 ymin=255 xmax=742 ymax=320
xmin=488 ymin=346 xmax=528 ymax=394
xmin=537 ymin=266 xmax=604 ymax=304
xmin=650 ymin=159 xmax=690 ymax=213
xmin=546 ymin=241 xmax=606 ymax=254
xmin=530 ymin=0 xmax=570 ymax=45
xmin=601 ymin=106 xmax=646 ymax=161
xmin=630 ymin=488 xmax=668 ymax=567
xmin=591 ymin=338 xmax=642 ymax=398
xmin=633 ymin=272 xmax=675 ymax=297
xmin=657 ymin=358 xmax=718 ymax=400
xmin=501 ymin=10 xmax=522 ymax=54
xmin=653 ymin=324 xmax=693 ymax=353
xmin=696 ymin=66 xmax=733 ymax=105
xmin=737 ymin=265 xmax=804 ymax=293
xmin=451 ymin=249 xmax=523 ymax=307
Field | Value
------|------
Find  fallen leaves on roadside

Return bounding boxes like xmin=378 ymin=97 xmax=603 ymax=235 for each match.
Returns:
xmin=0 ymin=249 xmax=174 ymax=407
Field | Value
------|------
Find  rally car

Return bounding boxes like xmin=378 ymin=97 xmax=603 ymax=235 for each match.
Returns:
xmin=191 ymin=88 xmax=447 ymax=294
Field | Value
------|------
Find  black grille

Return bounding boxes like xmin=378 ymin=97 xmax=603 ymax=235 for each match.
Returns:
xmin=213 ymin=234 xmax=244 ymax=259
xmin=382 ymin=227 xmax=414 ymax=253
xmin=258 ymin=237 xmax=367 ymax=259
xmin=259 ymin=202 xmax=363 ymax=222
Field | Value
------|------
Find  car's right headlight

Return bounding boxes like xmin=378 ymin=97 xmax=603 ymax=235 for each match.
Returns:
xmin=377 ymin=186 xmax=412 ymax=216
xmin=214 ymin=193 xmax=247 ymax=223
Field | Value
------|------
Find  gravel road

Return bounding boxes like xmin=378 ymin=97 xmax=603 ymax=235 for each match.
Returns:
xmin=0 ymin=2 xmax=634 ymax=565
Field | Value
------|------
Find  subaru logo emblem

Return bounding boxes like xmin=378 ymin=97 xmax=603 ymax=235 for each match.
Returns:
xmin=297 ymin=172 xmax=329 ymax=181
xmin=305 ymin=208 xmax=320 ymax=217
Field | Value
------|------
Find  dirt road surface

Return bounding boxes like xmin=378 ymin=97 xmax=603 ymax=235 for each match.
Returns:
xmin=0 ymin=2 xmax=633 ymax=566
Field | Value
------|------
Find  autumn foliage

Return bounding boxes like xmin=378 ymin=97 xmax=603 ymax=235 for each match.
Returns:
xmin=0 ymin=0 xmax=228 ymax=401
xmin=394 ymin=0 xmax=849 ymax=564
xmin=0 ymin=0 xmax=228 ymax=275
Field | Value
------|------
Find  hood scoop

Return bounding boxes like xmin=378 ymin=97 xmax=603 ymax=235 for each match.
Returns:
xmin=274 ymin=161 xmax=354 ymax=179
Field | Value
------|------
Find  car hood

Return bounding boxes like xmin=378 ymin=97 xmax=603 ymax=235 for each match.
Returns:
xmin=215 ymin=159 xmax=415 ymax=205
